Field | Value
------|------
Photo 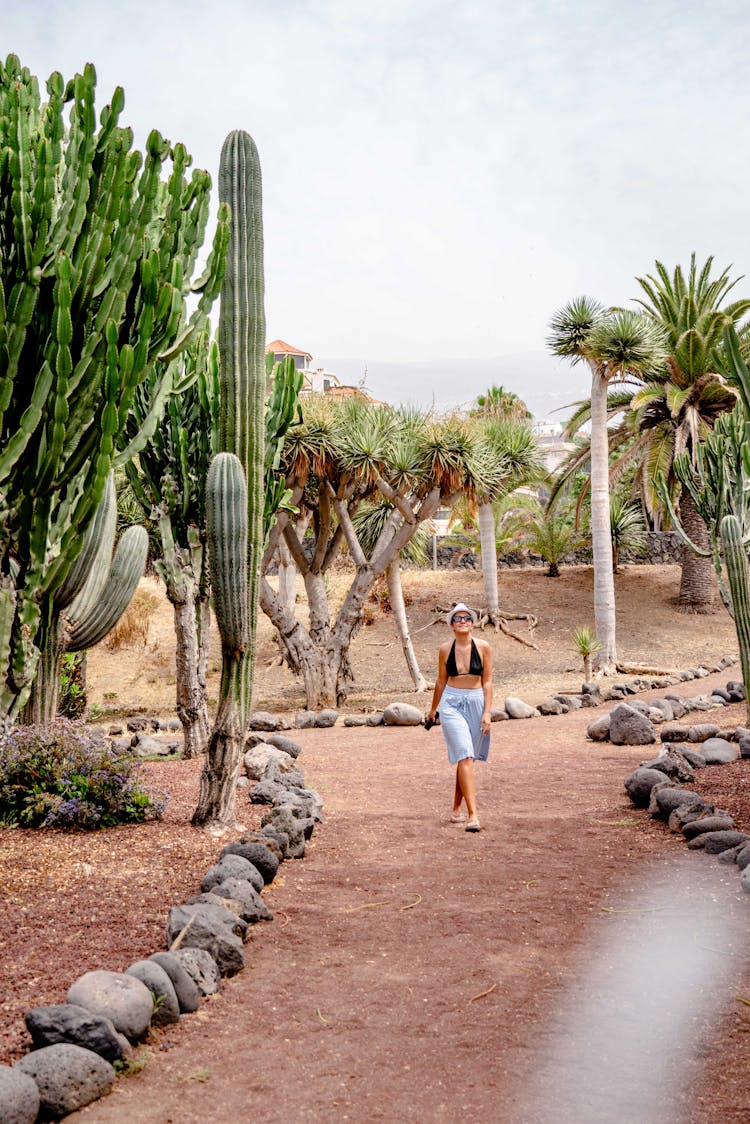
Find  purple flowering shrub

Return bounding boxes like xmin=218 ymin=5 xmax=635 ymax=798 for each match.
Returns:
xmin=0 ymin=720 xmax=167 ymax=829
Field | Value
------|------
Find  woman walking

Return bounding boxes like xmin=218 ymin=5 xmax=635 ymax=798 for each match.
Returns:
xmin=426 ymin=603 xmax=492 ymax=832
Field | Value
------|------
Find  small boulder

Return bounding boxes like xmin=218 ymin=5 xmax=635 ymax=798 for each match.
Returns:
xmin=688 ymin=723 xmax=721 ymax=743
xmin=25 ymin=1005 xmax=130 ymax=1063
xmin=344 ymin=715 xmax=369 ymax=726
xmin=148 ymin=952 xmax=201 ymax=1014
xmin=538 ymin=698 xmax=565 ymax=716
xmin=243 ymin=743 xmax=296 ymax=781
xmin=15 ymin=1044 xmax=114 ymax=1117
xmin=247 ymin=711 xmax=281 ymax=731
xmin=265 ymin=733 xmax=302 ymax=758
xmin=609 ymin=704 xmax=655 ymax=746
xmin=0 ymin=1063 xmax=40 ymax=1123
xmin=586 ymin=713 xmax=611 ymax=742
xmin=649 ymin=785 xmax=706 ymax=820
xmin=490 ymin=708 xmax=508 ymax=722
xmin=726 ymin=680 xmax=747 ymax=702
xmin=504 ymin=697 xmax=539 ymax=719
xmin=741 ymin=864 xmax=750 ymax=893
xmin=209 ymin=877 xmax=273 ymax=923
xmin=124 ymin=961 xmax=180 ymax=1027
xmin=295 ymin=710 xmax=317 ymax=729
xmin=688 ymin=830 xmax=750 ymax=853
xmin=383 ymin=702 xmax=423 ymax=726
xmin=674 ymin=746 xmax=706 ymax=769
xmin=700 ymin=737 xmax=740 ymax=765
xmin=661 ymin=724 xmax=692 ymax=744
xmin=67 ymin=971 xmax=153 ymax=1041
xmin=315 ymin=709 xmax=339 ymax=728
xmin=202 ymin=855 xmax=264 ymax=895
xmin=173 ymin=949 xmax=221 ymax=997
xmin=735 ymin=843 xmax=750 ymax=871
xmin=624 ymin=768 xmax=671 ymax=808
xmin=682 ymin=814 xmax=736 ymax=840
xmin=165 ymin=906 xmax=245 ymax=975
xmin=239 ymin=830 xmax=284 ymax=862
xmin=553 ymin=694 xmax=582 ymax=710
xmin=366 ymin=712 xmax=384 ymax=726
xmin=221 ymin=841 xmax=279 ymax=884
xmin=639 ymin=750 xmax=694 ymax=782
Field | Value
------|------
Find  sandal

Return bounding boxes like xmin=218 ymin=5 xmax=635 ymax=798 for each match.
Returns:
xmin=465 ymin=818 xmax=481 ymax=832
xmin=450 ymin=811 xmax=466 ymax=823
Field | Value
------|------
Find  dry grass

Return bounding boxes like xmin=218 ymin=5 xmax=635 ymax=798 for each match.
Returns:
xmin=105 ymin=582 xmax=161 ymax=650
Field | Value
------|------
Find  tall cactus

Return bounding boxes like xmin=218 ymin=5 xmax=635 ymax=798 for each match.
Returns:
xmin=193 ymin=453 xmax=248 ymax=829
xmin=192 ymin=131 xmax=265 ymax=830
xmin=720 ymin=515 xmax=750 ymax=722
xmin=0 ymin=56 xmax=227 ymax=725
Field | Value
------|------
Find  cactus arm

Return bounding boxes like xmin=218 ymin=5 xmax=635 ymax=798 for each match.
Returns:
xmin=55 ymin=471 xmax=116 ymax=612
xmin=721 ymin=515 xmax=750 ymax=720
xmin=0 ymin=360 xmax=54 ymax=485
xmin=65 ymin=524 xmax=148 ymax=651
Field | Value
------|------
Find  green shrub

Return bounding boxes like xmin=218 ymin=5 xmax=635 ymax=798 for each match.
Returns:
xmin=0 ymin=721 xmax=167 ymax=829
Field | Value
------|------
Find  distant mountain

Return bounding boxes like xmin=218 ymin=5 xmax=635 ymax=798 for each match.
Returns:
xmin=316 ymin=350 xmax=590 ymax=423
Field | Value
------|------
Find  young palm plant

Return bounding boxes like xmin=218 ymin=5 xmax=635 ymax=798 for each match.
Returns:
xmin=572 ymin=626 xmax=602 ymax=682
xmin=524 ymin=506 xmax=583 ymax=577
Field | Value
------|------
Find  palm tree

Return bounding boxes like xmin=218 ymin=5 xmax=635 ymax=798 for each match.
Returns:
xmin=548 ymin=299 xmax=667 ymax=674
xmin=524 ymin=507 xmax=583 ymax=577
xmin=473 ymin=384 xmax=531 ymax=421
xmin=631 ymin=254 xmax=750 ymax=610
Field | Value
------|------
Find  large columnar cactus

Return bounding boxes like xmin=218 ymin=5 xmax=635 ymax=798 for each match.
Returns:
xmin=192 ymin=130 xmax=265 ymax=830
xmin=192 ymin=453 xmax=248 ymax=828
xmin=720 ymin=515 xmax=750 ymax=722
xmin=0 ymin=56 xmax=227 ymax=724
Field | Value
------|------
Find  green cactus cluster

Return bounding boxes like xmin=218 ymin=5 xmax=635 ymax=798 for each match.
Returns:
xmin=0 ymin=55 xmax=227 ymax=721
xmin=720 ymin=515 xmax=750 ymax=721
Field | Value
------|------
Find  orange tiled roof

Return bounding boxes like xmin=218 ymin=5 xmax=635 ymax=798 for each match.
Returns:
xmin=265 ymin=339 xmax=313 ymax=361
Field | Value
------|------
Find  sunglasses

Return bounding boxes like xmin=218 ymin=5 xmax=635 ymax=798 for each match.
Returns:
xmin=452 ymin=615 xmax=473 ymax=623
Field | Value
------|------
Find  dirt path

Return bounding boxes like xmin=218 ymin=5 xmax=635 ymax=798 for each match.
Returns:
xmin=72 ymin=674 xmax=750 ymax=1123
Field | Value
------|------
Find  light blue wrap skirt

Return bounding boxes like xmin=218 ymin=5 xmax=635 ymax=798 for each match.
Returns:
xmin=440 ymin=685 xmax=490 ymax=764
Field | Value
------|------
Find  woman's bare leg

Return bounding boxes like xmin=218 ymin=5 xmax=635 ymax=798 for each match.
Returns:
xmin=456 ymin=758 xmax=477 ymax=820
xmin=453 ymin=772 xmax=463 ymax=815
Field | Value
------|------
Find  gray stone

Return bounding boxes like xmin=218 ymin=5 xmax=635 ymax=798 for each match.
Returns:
xmin=736 ymin=843 xmax=750 ymax=871
xmin=239 ymin=830 xmax=284 ymax=862
xmin=16 ymin=1044 xmax=114 ymax=1116
xmin=709 ymin=695 xmax=728 ymax=707
xmin=701 ymin=737 xmax=740 ymax=765
xmin=626 ymin=698 xmax=652 ymax=716
xmin=248 ymin=778 xmax=287 ymax=805
xmin=673 ymin=747 xmax=706 ymax=769
xmin=609 ymin=704 xmax=656 ymax=746
xmin=244 ymin=732 xmax=269 ymax=749
xmin=688 ymin=723 xmax=722 ymax=743
xmin=366 ymin=712 xmax=384 ymax=726
xmin=581 ymin=682 xmax=601 ymax=697
xmin=553 ymin=694 xmax=582 ymax=710
xmin=148 ymin=952 xmax=201 ymax=1014
xmin=265 ymin=733 xmax=303 ymax=758
xmin=247 ymin=711 xmax=281 ymax=731
xmin=107 ymin=724 xmax=124 ymax=736
xmin=0 ymin=1063 xmax=40 ymax=1123
xmin=126 ymin=716 xmax=148 ymax=732
xmin=131 ymin=732 xmax=178 ymax=757
xmin=601 ymin=686 xmax=627 ymax=701
xmin=295 ymin=710 xmax=317 ymax=729
xmin=344 ymin=714 xmax=370 ymax=726
xmin=741 ymin=864 xmax=750 ymax=893
xmin=659 ymin=723 xmax=691 ymax=742
xmin=717 ymin=844 xmax=745 ymax=865
xmin=165 ymin=718 xmax=182 ymax=732
xmin=586 ymin=713 xmax=611 ymax=742
xmin=124 ymin=961 xmax=179 ymax=1027
xmin=202 ymin=855 xmax=264 ymax=895
xmin=243 ymin=743 xmax=296 ymax=781
xmin=668 ymin=806 xmax=707 ymax=833
xmin=580 ymin=693 xmax=602 ymax=708
xmin=686 ymin=697 xmax=716 ymax=712
xmin=165 ymin=906 xmax=245 ymax=975
xmin=24 ymin=1004 xmax=130 ymax=1064
xmin=504 ymin=696 xmax=539 ymax=719
xmin=221 ymin=840 xmax=280 ymax=884
xmin=260 ymin=805 xmax=308 ymax=858
xmin=315 ymin=708 xmax=339 ymax=728
xmin=274 ymin=786 xmax=323 ymax=823
xmin=186 ymin=891 xmax=246 ymax=918
xmin=383 ymin=702 xmax=423 ymax=726
xmin=490 ymin=708 xmax=508 ymax=721
xmin=209 ymin=877 xmax=273 ymax=923
xmin=682 ymin=814 xmax=736 ymax=840
xmin=260 ymin=825 xmax=290 ymax=855
xmin=624 ymin=768 xmax=672 ymax=808
xmin=726 ymin=680 xmax=747 ymax=701
xmin=173 ymin=948 xmax=221 ymax=997
xmin=67 ymin=970 xmax=153 ymax=1041
xmin=668 ymin=700 xmax=687 ymax=719
xmin=538 ymin=697 xmax=565 ymax=716
xmin=739 ymin=737 xmax=750 ymax=759
xmin=710 ymin=688 xmax=732 ymax=702
xmin=649 ymin=784 xmax=706 ymax=820
xmin=687 ymin=830 xmax=750 ymax=853
xmin=639 ymin=750 xmax=694 ymax=782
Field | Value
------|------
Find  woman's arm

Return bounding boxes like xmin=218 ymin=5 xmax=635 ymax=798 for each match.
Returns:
xmin=427 ymin=645 xmax=449 ymax=720
xmin=480 ymin=642 xmax=493 ymax=734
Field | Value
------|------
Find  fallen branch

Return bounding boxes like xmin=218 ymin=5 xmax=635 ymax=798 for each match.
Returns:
xmin=499 ymin=618 xmax=539 ymax=649
xmin=469 ymin=982 xmax=497 ymax=1003
xmin=615 ymin=662 xmax=678 ymax=676
xmin=400 ymin=894 xmax=423 ymax=911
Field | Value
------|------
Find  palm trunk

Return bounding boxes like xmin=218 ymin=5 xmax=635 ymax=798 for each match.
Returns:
xmin=478 ymin=502 xmax=500 ymax=621
xmin=589 ymin=366 xmax=617 ymax=674
xmin=387 ymin=558 xmax=429 ymax=691
xmin=678 ymin=492 xmax=716 ymax=612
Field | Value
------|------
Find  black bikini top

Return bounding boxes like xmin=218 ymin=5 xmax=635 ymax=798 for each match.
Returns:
xmin=446 ymin=639 xmax=483 ymax=678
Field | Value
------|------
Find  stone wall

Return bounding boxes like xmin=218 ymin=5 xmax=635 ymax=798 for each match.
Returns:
xmin=432 ymin=532 xmax=683 ymax=571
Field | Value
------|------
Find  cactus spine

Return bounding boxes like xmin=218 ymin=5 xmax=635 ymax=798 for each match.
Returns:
xmin=720 ymin=514 xmax=750 ymax=722
xmin=192 ymin=130 xmax=264 ymax=830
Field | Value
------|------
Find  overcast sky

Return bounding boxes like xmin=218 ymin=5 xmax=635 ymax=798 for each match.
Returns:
xmin=5 ymin=1 xmax=750 ymax=399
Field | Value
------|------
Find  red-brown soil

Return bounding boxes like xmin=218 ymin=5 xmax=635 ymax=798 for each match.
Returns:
xmin=3 ymin=565 xmax=750 ymax=1121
